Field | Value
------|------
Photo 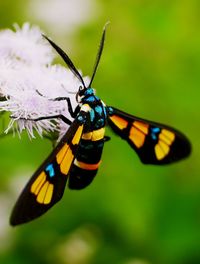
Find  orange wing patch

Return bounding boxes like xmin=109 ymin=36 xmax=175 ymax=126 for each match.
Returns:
xmin=129 ymin=126 xmax=145 ymax=148
xmin=155 ymin=129 xmax=175 ymax=160
xmin=134 ymin=121 xmax=149 ymax=134
xmin=56 ymin=125 xmax=83 ymax=175
xmin=31 ymin=171 xmax=46 ymax=195
xmin=72 ymin=125 xmax=84 ymax=145
xmin=36 ymin=181 xmax=54 ymax=204
xmin=59 ymin=148 xmax=74 ymax=175
xmin=109 ymin=115 xmax=128 ymax=130
xmin=56 ymin=144 xmax=69 ymax=164
xmin=129 ymin=121 xmax=149 ymax=148
xmin=31 ymin=172 xmax=54 ymax=204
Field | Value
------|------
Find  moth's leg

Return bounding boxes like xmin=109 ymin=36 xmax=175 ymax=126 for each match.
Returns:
xmin=52 ymin=97 xmax=80 ymax=118
xmin=10 ymin=114 xmax=72 ymax=125
xmin=35 ymin=90 xmax=80 ymax=118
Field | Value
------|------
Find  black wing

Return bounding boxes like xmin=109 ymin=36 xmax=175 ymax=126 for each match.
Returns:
xmin=107 ymin=106 xmax=191 ymax=164
xmin=10 ymin=118 xmax=84 ymax=226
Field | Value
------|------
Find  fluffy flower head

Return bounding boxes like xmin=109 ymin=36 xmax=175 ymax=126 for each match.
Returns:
xmin=0 ymin=23 xmax=90 ymax=140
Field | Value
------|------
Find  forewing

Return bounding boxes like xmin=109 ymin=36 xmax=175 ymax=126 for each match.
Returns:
xmin=10 ymin=119 xmax=84 ymax=226
xmin=107 ymin=106 xmax=191 ymax=164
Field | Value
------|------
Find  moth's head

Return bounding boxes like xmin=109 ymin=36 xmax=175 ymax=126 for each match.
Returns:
xmin=76 ymin=86 xmax=94 ymax=102
xmin=43 ymin=23 xmax=108 ymax=103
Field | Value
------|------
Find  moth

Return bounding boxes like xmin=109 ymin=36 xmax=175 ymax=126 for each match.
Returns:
xmin=10 ymin=26 xmax=191 ymax=226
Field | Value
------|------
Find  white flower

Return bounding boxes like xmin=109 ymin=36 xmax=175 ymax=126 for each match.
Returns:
xmin=0 ymin=65 xmax=89 ymax=138
xmin=0 ymin=23 xmax=54 ymax=66
xmin=0 ymin=23 xmax=90 ymax=139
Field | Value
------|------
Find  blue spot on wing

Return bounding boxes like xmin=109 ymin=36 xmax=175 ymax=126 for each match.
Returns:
xmin=151 ymin=133 xmax=157 ymax=140
xmin=152 ymin=127 xmax=160 ymax=133
xmin=107 ymin=107 xmax=114 ymax=115
xmin=151 ymin=127 xmax=161 ymax=140
xmin=45 ymin=164 xmax=55 ymax=178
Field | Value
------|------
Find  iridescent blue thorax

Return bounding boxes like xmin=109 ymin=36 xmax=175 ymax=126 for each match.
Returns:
xmin=80 ymin=88 xmax=107 ymax=130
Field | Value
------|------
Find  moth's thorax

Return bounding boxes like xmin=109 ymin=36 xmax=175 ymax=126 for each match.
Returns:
xmin=80 ymin=99 xmax=107 ymax=131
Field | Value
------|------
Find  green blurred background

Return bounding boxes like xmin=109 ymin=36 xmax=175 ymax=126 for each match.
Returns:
xmin=0 ymin=0 xmax=199 ymax=263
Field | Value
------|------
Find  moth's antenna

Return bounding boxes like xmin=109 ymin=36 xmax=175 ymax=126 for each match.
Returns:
xmin=88 ymin=22 xmax=109 ymax=88
xmin=43 ymin=35 xmax=86 ymax=88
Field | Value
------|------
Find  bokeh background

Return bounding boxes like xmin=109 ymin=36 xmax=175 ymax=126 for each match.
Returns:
xmin=0 ymin=0 xmax=199 ymax=263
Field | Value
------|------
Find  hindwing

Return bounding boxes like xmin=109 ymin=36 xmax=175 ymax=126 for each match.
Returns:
xmin=107 ymin=106 xmax=191 ymax=164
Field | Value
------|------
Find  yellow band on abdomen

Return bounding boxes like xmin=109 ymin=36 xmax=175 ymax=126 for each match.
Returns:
xmin=82 ymin=127 xmax=105 ymax=141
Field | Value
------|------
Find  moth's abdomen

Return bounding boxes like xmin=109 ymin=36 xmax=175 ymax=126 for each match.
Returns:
xmin=68 ymin=128 xmax=105 ymax=190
